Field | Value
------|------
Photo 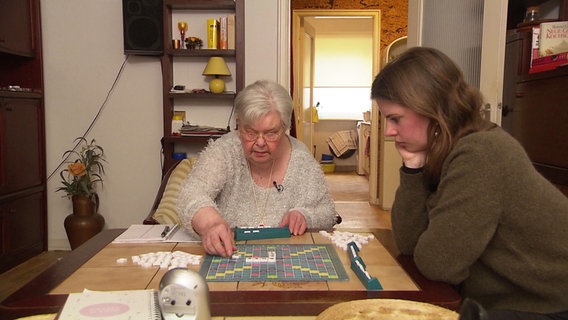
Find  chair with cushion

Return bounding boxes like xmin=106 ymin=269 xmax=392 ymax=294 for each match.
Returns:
xmin=144 ymin=158 xmax=194 ymax=225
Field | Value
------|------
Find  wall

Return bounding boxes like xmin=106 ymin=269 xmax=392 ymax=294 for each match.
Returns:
xmin=291 ymin=0 xmax=408 ymax=54
xmin=41 ymin=0 xmax=282 ymax=250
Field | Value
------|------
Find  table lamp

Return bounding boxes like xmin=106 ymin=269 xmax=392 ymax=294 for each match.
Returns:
xmin=202 ymin=57 xmax=231 ymax=93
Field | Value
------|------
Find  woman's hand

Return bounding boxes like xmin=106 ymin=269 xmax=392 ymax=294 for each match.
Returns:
xmin=279 ymin=210 xmax=307 ymax=235
xmin=192 ymin=207 xmax=235 ymax=257
xmin=396 ymin=144 xmax=426 ymax=169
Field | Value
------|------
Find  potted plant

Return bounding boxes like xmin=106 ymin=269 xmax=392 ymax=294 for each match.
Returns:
xmin=185 ymin=36 xmax=203 ymax=49
xmin=57 ymin=137 xmax=106 ymax=249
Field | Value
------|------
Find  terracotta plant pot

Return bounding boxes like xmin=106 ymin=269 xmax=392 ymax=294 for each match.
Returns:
xmin=64 ymin=195 xmax=105 ymax=250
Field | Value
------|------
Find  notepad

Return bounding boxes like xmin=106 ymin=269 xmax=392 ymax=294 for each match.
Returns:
xmin=58 ymin=289 xmax=161 ymax=320
xmin=113 ymin=224 xmax=200 ymax=243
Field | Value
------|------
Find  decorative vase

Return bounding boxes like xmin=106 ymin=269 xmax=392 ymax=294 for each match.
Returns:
xmin=64 ymin=195 xmax=105 ymax=250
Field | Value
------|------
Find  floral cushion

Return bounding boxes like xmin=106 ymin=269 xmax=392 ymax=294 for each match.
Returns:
xmin=151 ymin=159 xmax=194 ymax=224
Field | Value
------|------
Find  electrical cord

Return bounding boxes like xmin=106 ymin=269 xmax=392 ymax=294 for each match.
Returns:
xmin=46 ymin=55 xmax=130 ymax=182
xmin=227 ymin=99 xmax=236 ymax=132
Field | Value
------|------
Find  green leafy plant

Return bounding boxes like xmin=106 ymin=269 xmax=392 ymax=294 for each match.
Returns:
xmin=57 ymin=137 xmax=106 ymax=199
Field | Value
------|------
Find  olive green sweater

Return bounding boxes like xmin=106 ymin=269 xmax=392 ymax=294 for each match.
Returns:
xmin=391 ymin=125 xmax=568 ymax=313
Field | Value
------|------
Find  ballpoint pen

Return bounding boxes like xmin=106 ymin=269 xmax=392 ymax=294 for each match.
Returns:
xmin=161 ymin=226 xmax=171 ymax=238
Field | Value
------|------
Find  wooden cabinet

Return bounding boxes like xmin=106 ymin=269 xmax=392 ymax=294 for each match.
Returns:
xmin=0 ymin=0 xmax=45 ymax=273
xmin=0 ymin=96 xmax=43 ymax=194
xmin=0 ymin=190 xmax=45 ymax=272
xmin=160 ymin=0 xmax=245 ymax=175
xmin=502 ymin=0 xmax=568 ymax=195
xmin=0 ymin=93 xmax=46 ymax=272
xmin=0 ymin=0 xmax=34 ymax=57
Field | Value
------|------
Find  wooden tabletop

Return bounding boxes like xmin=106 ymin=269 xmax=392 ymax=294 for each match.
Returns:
xmin=0 ymin=228 xmax=461 ymax=319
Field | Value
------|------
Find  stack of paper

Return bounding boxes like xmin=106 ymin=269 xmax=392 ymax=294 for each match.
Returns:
xmin=113 ymin=224 xmax=200 ymax=243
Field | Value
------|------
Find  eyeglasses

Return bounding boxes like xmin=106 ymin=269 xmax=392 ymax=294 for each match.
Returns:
xmin=241 ymin=129 xmax=283 ymax=142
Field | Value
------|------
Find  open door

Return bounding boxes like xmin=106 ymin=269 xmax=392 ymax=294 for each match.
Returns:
xmin=292 ymin=10 xmax=382 ymax=205
xmin=292 ymin=15 xmax=316 ymax=155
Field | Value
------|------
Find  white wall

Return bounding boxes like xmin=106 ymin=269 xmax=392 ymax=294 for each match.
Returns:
xmin=41 ymin=0 xmax=282 ymax=250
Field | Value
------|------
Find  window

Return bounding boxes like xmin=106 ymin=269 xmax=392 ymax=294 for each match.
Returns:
xmin=312 ymin=87 xmax=371 ymax=120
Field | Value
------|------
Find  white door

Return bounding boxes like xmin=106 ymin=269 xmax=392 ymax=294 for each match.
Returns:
xmin=408 ymin=0 xmax=508 ymax=124
xmin=380 ymin=0 xmax=507 ymax=208
xmin=480 ymin=0 xmax=508 ymax=125
xmin=292 ymin=12 xmax=316 ymax=155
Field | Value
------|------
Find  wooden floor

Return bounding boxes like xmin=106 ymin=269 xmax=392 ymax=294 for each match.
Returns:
xmin=0 ymin=171 xmax=391 ymax=302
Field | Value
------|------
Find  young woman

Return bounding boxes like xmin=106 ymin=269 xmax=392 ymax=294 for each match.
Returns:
xmin=371 ymin=47 xmax=568 ymax=319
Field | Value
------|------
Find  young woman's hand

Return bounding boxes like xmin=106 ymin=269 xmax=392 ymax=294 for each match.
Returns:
xmin=396 ymin=144 xmax=426 ymax=169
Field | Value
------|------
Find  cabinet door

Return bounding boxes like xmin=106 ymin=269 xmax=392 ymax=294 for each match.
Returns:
xmin=0 ymin=191 xmax=44 ymax=273
xmin=0 ymin=0 xmax=34 ymax=57
xmin=514 ymin=75 xmax=568 ymax=170
xmin=0 ymin=98 xmax=43 ymax=194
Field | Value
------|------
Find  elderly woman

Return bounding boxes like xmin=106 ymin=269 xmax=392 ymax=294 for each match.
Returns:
xmin=177 ymin=80 xmax=338 ymax=257
xmin=371 ymin=47 xmax=568 ymax=319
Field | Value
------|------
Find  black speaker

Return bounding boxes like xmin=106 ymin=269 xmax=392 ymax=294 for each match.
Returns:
xmin=122 ymin=0 xmax=163 ymax=55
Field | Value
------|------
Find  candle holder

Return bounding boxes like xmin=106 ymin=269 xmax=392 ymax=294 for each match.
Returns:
xmin=177 ymin=21 xmax=188 ymax=43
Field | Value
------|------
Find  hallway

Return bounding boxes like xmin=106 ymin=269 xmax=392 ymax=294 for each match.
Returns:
xmin=325 ymin=172 xmax=391 ymax=230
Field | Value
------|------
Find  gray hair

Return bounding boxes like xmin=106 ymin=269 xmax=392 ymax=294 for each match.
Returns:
xmin=234 ymin=80 xmax=292 ymax=130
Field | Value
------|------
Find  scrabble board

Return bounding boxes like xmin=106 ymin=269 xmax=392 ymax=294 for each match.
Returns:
xmin=199 ymin=244 xmax=349 ymax=282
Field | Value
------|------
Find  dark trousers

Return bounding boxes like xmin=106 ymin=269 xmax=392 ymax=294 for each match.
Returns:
xmin=488 ymin=309 xmax=568 ymax=320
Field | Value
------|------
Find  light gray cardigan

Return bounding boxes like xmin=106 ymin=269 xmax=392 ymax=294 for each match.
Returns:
xmin=177 ymin=131 xmax=337 ymax=235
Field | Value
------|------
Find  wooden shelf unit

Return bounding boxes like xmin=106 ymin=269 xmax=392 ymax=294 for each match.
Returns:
xmin=160 ymin=0 xmax=245 ymax=175
xmin=0 ymin=0 xmax=46 ymax=273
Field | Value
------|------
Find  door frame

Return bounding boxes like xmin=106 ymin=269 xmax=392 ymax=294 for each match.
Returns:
xmin=291 ymin=10 xmax=382 ymax=205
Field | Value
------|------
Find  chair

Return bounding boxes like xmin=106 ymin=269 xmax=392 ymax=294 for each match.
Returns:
xmin=143 ymin=159 xmax=194 ymax=225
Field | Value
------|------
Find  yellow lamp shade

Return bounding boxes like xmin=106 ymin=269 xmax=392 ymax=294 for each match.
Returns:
xmin=202 ymin=57 xmax=231 ymax=76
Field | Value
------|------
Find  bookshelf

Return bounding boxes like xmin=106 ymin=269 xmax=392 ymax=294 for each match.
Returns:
xmin=160 ymin=0 xmax=244 ymax=175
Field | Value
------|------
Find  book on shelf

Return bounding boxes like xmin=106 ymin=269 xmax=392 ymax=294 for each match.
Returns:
xmin=58 ymin=289 xmax=161 ymax=320
xmin=529 ymin=51 xmax=568 ymax=73
xmin=531 ymin=26 xmax=540 ymax=68
xmin=219 ymin=16 xmax=228 ymax=49
xmin=538 ymin=21 xmax=568 ymax=57
xmin=179 ymin=124 xmax=227 ymax=138
xmin=207 ymin=18 xmax=219 ymax=49
xmin=227 ymin=14 xmax=235 ymax=50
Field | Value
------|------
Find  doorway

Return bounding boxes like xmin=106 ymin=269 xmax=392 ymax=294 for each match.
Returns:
xmin=291 ymin=10 xmax=382 ymax=205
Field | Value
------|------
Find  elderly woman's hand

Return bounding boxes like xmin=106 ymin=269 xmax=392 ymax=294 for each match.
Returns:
xmin=279 ymin=210 xmax=307 ymax=235
xmin=192 ymin=207 xmax=235 ymax=257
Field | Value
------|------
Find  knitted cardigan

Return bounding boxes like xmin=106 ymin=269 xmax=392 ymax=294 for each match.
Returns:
xmin=177 ymin=131 xmax=337 ymax=236
xmin=392 ymin=125 xmax=568 ymax=313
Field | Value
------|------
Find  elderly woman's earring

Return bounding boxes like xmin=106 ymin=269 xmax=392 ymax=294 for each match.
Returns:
xmin=434 ymin=130 xmax=439 ymax=137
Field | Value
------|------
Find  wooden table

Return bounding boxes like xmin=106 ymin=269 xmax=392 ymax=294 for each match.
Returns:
xmin=0 ymin=228 xmax=461 ymax=319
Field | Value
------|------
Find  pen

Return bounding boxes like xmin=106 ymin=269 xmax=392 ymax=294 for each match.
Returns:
xmin=161 ymin=226 xmax=171 ymax=238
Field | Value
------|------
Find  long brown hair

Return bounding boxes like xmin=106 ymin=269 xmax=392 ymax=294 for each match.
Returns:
xmin=371 ymin=47 xmax=487 ymax=185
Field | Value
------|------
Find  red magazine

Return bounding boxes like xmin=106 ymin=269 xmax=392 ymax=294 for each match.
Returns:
xmin=529 ymin=51 xmax=568 ymax=73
